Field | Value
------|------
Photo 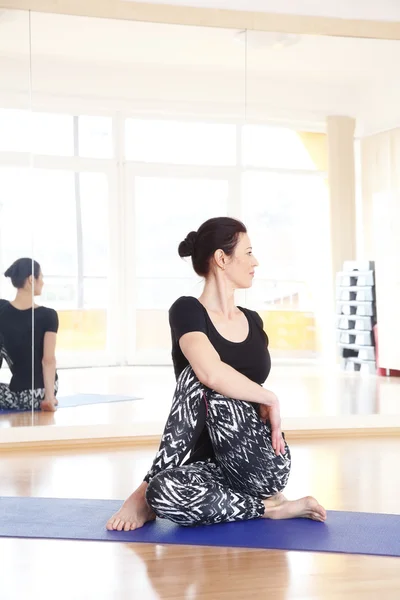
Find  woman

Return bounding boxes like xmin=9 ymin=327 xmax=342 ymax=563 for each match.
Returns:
xmin=107 ymin=217 xmax=326 ymax=530
xmin=0 ymin=258 xmax=59 ymax=412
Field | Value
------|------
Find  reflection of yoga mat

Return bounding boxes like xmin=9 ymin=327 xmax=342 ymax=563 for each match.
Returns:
xmin=58 ymin=394 xmax=141 ymax=408
xmin=0 ymin=394 xmax=141 ymax=413
xmin=0 ymin=497 xmax=399 ymax=557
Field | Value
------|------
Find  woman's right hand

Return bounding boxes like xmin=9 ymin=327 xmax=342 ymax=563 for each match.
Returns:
xmin=261 ymin=392 xmax=286 ymax=456
xmin=269 ymin=402 xmax=286 ymax=456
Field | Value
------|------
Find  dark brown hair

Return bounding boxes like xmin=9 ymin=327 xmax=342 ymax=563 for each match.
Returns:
xmin=4 ymin=258 xmax=41 ymax=289
xmin=178 ymin=217 xmax=247 ymax=277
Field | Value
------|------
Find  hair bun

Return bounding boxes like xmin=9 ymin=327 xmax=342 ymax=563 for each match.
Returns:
xmin=178 ymin=231 xmax=197 ymax=258
xmin=4 ymin=265 xmax=15 ymax=278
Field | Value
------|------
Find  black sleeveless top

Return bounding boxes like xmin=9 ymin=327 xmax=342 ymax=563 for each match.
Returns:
xmin=169 ymin=296 xmax=271 ymax=462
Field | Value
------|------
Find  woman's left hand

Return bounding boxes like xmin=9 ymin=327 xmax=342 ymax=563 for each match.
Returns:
xmin=41 ymin=395 xmax=58 ymax=412
xmin=259 ymin=404 xmax=286 ymax=456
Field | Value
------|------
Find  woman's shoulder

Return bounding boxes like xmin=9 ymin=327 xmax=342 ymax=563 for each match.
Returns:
xmin=169 ymin=296 xmax=207 ymax=335
xmin=169 ymin=296 xmax=202 ymax=313
xmin=38 ymin=305 xmax=57 ymax=313
xmin=36 ymin=305 xmax=57 ymax=317
xmin=239 ymin=306 xmax=264 ymax=327
xmin=0 ymin=300 xmax=10 ymax=321
xmin=36 ymin=306 xmax=59 ymax=330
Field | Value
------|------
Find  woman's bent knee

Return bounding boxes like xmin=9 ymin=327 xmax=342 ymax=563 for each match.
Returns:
xmin=145 ymin=468 xmax=209 ymax=526
xmin=145 ymin=472 xmax=166 ymax=513
xmin=146 ymin=470 xmax=189 ymax=520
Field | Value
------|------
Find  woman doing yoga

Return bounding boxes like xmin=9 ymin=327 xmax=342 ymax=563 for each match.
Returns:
xmin=107 ymin=217 xmax=326 ymax=530
xmin=0 ymin=258 xmax=58 ymax=412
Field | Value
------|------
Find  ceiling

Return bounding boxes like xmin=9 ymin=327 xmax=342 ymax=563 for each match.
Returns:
xmin=126 ymin=0 xmax=400 ymax=22
xmin=0 ymin=11 xmax=400 ymax=134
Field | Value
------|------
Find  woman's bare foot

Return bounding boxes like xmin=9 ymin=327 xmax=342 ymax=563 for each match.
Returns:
xmin=40 ymin=399 xmax=57 ymax=412
xmin=106 ymin=487 xmax=156 ymax=532
xmin=264 ymin=492 xmax=287 ymax=507
xmin=263 ymin=495 xmax=326 ymax=522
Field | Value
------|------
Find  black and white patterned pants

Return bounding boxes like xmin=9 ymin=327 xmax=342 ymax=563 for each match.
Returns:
xmin=0 ymin=381 xmax=58 ymax=411
xmin=145 ymin=366 xmax=291 ymax=526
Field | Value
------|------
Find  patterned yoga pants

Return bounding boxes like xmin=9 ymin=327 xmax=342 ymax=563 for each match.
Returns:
xmin=144 ymin=366 xmax=291 ymax=526
xmin=0 ymin=382 xmax=58 ymax=411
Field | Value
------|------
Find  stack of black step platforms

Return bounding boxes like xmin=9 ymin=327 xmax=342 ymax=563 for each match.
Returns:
xmin=336 ymin=261 xmax=376 ymax=374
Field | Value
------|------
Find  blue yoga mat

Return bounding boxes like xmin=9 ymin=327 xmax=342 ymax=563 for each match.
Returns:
xmin=0 ymin=497 xmax=399 ymax=557
xmin=57 ymin=394 xmax=141 ymax=408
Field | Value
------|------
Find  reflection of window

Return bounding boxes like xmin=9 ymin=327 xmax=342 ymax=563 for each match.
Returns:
xmin=125 ymin=119 xmax=236 ymax=166
xmin=242 ymin=125 xmax=321 ymax=170
xmin=0 ymin=167 xmax=34 ymax=299
xmin=41 ymin=277 xmax=77 ymax=309
xmin=32 ymin=113 xmax=74 ymax=156
xmin=29 ymin=170 xmax=108 ymax=309
xmin=0 ymin=110 xmax=31 ymax=153
xmin=0 ymin=107 xmax=112 ymax=361
xmin=78 ymin=116 xmax=113 ymax=159
xmin=135 ymin=176 xmax=229 ymax=280
xmin=41 ymin=277 xmax=108 ymax=310
xmin=0 ymin=167 xmax=34 ymax=264
xmin=0 ymin=109 xmax=113 ymax=158
xmin=0 ymin=111 xmax=74 ymax=155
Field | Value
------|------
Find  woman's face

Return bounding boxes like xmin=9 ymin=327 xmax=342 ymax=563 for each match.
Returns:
xmin=26 ymin=271 xmax=44 ymax=297
xmin=34 ymin=271 xmax=44 ymax=296
xmin=224 ymin=233 xmax=259 ymax=289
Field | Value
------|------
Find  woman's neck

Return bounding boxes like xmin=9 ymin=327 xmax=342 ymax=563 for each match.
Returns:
xmin=199 ymin=274 xmax=237 ymax=318
xmin=11 ymin=290 xmax=35 ymax=310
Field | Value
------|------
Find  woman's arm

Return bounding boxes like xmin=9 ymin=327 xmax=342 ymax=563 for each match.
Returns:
xmin=180 ymin=331 xmax=285 ymax=455
xmin=179 ymin=331 xmax=277 ymax=407
xmin=42 ymin=332 xmax=57 ymax=401
xmin=0 ymin=337 xmax=13 ymax=371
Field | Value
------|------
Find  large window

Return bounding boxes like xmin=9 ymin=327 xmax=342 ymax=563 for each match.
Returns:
xmin=0 ymin=109 xmax=329 ymax=365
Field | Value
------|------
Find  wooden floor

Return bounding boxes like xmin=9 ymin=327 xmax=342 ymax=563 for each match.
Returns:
xmin=1 ymin=437 xmax=399 ymax=599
